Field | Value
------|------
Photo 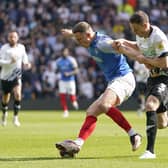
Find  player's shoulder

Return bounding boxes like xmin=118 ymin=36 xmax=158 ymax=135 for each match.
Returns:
xmin=151 ymin=25 xmax=166 ymax=38
xmin=66 ymin=56 xmax=78 ymax=67
xmin=17 ymin=43 xmax=26 ymax=49
xmin=0 ymin=43 xmax=9 ymax=50
xmin=96 ymin=32 xmax=111 ymax=41
xmin=67 ymin=55 xmax=75 ymax=60
xmin=96 ymin=32 xmax=112 ymax=44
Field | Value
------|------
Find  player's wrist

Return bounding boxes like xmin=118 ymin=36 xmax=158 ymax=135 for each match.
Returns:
xmin=137 ymin=54 xmax=146 ymax=63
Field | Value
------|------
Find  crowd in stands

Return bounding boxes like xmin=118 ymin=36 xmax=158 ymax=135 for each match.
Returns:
xmin=0 ymin=0 xmax=168 ymax=100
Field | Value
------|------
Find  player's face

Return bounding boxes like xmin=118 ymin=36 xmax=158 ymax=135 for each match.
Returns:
xmin=63 ymin=48 xmax=69 ymax=57
xmin=8 ymin=32 xmax=19 ymax=46
xmin=130 ymin=23 xmax=148 ymax=38
xmin=74 ymin=32 xmax=91 ymax=48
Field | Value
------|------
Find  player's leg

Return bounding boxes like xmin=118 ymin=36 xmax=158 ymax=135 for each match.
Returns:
xmin=58 ymin=80 xmax=69 ymax=117
xmin=68 ymin=81 xmax=79 ymax=110
xmin=156 ymin=85 xmax=168 ymax=129
xmin=56 ymin=73 xmax=141 ymax=156
xmin=56 ymin=98 xmax=100 ymax=156
xmin=104 ymin=72 xmax=141 ymax=151
xmin=139 ymin=96 xmax=160 ymax=159
xmin=12 ymin=79 xmax=22 ymax=127
xmin=156 ymin=104 xmax=167 ymax=129
xmin=140 ymin=83 xmax=168 ymax=159
xmin=0 ymin=80 xmax=11 ymax=126
xmin=1 ymin=93 xmax=11 ymax=126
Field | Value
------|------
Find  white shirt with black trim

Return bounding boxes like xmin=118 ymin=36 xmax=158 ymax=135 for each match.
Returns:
xmin=0 ymin=43 xmax=29 ymax=80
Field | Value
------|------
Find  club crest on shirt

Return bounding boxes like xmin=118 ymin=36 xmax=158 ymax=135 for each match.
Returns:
xmin=157 ymin=41 xmax=164 ymax=50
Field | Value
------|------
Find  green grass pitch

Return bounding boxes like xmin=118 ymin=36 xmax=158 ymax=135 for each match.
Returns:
xmin=0 ymin=110 xmax=168 ymax=168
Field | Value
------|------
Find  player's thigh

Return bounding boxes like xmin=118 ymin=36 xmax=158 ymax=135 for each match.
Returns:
xmin=146 ymin=95 xmax=160 ymax=111
xmin=67 ymin=81 xmax=76 ymax=95
xmin=1 ymin=80 xmax=12 ymax=103
xmin=107 ymin=72 xmax=135 ymax=105
xmin=13 ymin=79 xmax=22 ymax=100
xmin=2 ymin=93 xmax=11 ymax=103
xmin=86 ymin=89 xmax=118 ymax=116
xmin=58 ymin=80 xmax=67 ymax=93
xmin=157 ymin=112 xmax=168 ymax=129
xmin=86 ymin=99 xmax=101 ymax=116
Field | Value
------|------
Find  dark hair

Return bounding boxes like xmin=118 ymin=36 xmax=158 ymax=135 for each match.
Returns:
xmin=129 ymin=11 xmax=149 ymax=25
xmin=72 ymin=21 xmax=92 ymax=33
xmin=8 ymin=30 xmax=19 ymax=36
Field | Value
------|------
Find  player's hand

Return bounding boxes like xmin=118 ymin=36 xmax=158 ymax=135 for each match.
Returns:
xmin=113 ymin=39 xmax=126 ymax=52
xmin=10 ymin=55 xmax=17 ymax=63
xmin=112 ymin=41 xmax=121 ymax=53
xmin=24 ymin=63 xmax=31 ymax=70
xmin=61 ymin=29 xmax=73 ymax=38
xmin=64 ymin=72 xmax=70 ymax=77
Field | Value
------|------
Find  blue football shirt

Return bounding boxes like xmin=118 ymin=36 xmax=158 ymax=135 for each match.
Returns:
xmin=56 ymin=56 xmax=78 ymax=81
xmin=88 ymin=32 xmax=132 ymax=81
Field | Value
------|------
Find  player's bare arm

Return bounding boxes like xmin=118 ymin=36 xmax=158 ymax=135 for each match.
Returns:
xmin=116 ymin=43 xmax=145 ymax=63
xmin=115 ymin=39 xmax=138 ymax=50
xmin=144 ymin=63 xmax=155 ymax=70
xmin=141 ymin=56 xmax=168 ymax=69
xmin=61 ymin=29 xmax=74 ymax=38
xmin=118 ymin=43 xmax=168 ymax=69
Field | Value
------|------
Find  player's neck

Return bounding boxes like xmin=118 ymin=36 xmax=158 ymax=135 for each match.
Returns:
xmin=145 ymin=26 xmax=153 ymax=38
xmin=9 ymin=43 xmax=17 ymax=47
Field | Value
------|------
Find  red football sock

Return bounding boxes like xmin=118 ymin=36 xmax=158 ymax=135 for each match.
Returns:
xmin=106 ymin=107 xmax=131 ymax=132
xmin=59 ymin=93 xmax=68 ymax=111
xmin=78 ymin=115 xmax=97 ymax=140
xmin=70 ymin=95 xmax=77 ymax=102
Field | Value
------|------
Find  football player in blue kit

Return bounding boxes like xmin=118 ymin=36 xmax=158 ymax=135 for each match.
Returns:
xmin=56 ymin=21 xmax=141 ymax=158
xmin=55 ymin=48 xmax=79 ymax=117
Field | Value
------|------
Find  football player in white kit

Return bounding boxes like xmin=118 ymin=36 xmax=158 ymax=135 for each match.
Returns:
xmin=116 ymin=10 xmax=168 ymax=159
xmin=0 ymin=31 xmax=31 ymax=126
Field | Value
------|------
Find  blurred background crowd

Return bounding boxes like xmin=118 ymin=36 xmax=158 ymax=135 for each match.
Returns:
xmin=0 ymin=0 xmax=167 ymax=101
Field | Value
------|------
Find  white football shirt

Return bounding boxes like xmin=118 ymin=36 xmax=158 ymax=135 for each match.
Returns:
xmin=0 ymin=43 xmax=29 ymax=80
xmin=136 ymin=25 xmax=168 ymax=76
xmin=136 ymin=25 xmax=168 ymax=58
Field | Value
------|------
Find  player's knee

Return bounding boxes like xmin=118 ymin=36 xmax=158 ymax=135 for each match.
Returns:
xmin=145 ymin=101 xmax=159 ymax=111
xmin=97 ymin=101 xmax=111 ymax=112
xmin=157 ymin=122 xmax=167 ymax=129
xmin=157 ymin=115 xmax=168 ymax=129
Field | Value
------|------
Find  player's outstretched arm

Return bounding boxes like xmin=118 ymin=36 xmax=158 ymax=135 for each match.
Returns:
xmin=61 ymin=29 xmax=74 ymax=38
xmin=143 ymin=56 xmax=168 ymax=69
xmin=115 ymin=39 xmax=138 ymax=50
xmin=116 ymin=43 xmax=145 ymax=63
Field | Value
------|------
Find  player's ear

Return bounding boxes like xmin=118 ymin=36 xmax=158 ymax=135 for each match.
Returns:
xmin=16 ymin=33 xmax=19 ymax=41
xmin=86 ymin=33 xmax=91 ymax=40
xmin=143 ymin=23 xmax=148 ymax=30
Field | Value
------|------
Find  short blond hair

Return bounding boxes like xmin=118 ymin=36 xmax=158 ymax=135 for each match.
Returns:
xmin=72 ymin=21 xmax=92 ymax=33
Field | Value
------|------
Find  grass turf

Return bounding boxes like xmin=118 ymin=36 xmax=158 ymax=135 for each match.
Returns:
xmin=0 ymin=110 xmax=168 ymax=168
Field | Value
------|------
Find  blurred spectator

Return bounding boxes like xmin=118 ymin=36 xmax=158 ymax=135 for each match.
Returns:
xmin=0 ymin=0 xmax=167 ymax=102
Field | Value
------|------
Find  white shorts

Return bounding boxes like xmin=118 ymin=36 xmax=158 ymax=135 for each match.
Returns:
xmin=58 ymin=80 xmax=76 ymax=95
xmin=107 ymin=72 xmax=136 ymax=104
